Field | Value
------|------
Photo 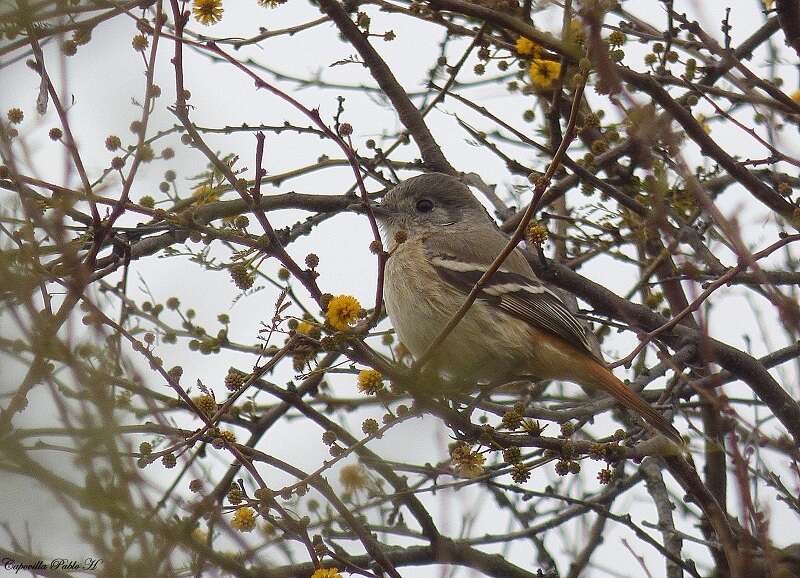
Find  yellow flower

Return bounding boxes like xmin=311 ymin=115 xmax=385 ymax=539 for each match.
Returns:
xmin=192 ymin=0 xmax=223 ymax=25
xmin=231 ymin=507 xmax=256 ymax=532
xmin=695 ymin=113 xmax=711 ymax=134
xmin=526 ymin=222 xmax=549 ymax=246
xmin=192 ymin=183 xmax=221 ymax=205
xmin=6 ymin=108 xmax=24 ymax=124
xmin=450 ymin=441 xmax=485 ymax=478
xmin=193 ymin=394 xmax=216 ymax=417
xmin=357 ymin=369 xmax=383 ymax=395
xmin=296 ymin=320 xmax=321 ymax=339
xmin=220 ymin=429 xmax=237 ymax=443
xmin=792 ymin=89 xmax=800 ymax=103
xmin=529 ymin=59 xmax=561 ymax=89
xmin=567 ymin=19 xmax=585 ymax=44
xmin=311 ymin=569 xmax=342 ymax=578
xmin=515 ymin=37 xmax=542 ymax=58
xmin=325 ymin=295 xmax=361 ymax=331
xmin=339 ymin=463 xmax=368 ymax=493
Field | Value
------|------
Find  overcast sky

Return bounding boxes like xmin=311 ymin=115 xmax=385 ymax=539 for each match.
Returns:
xmin=1 ymin=1 xmax=798 ymax=576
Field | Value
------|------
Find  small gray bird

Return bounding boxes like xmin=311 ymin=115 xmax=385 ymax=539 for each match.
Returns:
xmin=373 ymin=172 xmax=681 ymax=444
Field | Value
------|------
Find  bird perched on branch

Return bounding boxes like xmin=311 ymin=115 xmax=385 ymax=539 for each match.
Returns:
xmin=373 ymin=172 xmax=682 ymax=445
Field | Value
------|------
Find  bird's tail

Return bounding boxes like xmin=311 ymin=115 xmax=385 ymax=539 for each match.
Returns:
xmin=582 ymin=360 xmax=683 ymax=446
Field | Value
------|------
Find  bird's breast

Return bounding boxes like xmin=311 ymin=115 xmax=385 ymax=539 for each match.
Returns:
xmin=383 ymin=239 xmax=525 ymax=380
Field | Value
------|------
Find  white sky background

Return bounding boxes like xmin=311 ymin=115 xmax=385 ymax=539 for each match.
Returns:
xmin=1 ymin=0 xmax=799 ymax=576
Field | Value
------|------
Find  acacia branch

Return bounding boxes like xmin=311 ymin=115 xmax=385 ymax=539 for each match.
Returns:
xmin=317 ymin=0 xmax=454 ymax=174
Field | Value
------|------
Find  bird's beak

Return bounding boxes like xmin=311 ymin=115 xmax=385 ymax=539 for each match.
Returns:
xmin=369 ymin=202 xmax=391 ymax=219
xmin=349 ymin=201 xmax=391 ymax=219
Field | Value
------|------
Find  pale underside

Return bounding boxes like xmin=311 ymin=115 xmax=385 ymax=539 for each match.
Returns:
xmin=383 ymin=235 xmax=594 ymax=385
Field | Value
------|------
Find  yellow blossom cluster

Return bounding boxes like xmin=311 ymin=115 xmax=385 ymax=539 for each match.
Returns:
xmin=529 ymin=59 xmax=561 ymax=90
xmin=310 ymin=569 xmax=342 ymax=578
xmin=356 ymin=369 xmax=383 ymax=395
xmin=527 ymin=222 xmax=549 ymax=246
xmin=515 ymin=36 xmax=542 ymax=58
xmin=192 ymin=0 xmax=223 ymax=25
xmin=450 ymin=441 xmax=485 ymax=478
xmin=296 ymin=320 xmax=321 ymax=338
xmin=193 ymin=394 xmax=216 ymax=417
xmin=339 ymin=463 xmax=369 ymax=493
xmin=515 ymin=35 xmax=561 ymax=90
xmin=325 ymin=295 xmax=361 ymax=330
xmin=231 ymin=507 xmax=256 ymax=532
xmin=191 ymin=183 xmax=222 ymax=205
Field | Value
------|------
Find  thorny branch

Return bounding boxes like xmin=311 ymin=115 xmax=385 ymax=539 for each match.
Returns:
xmin=1 ymin=2 xmax=800 ymax=578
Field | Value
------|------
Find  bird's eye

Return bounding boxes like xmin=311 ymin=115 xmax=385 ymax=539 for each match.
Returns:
xmin=415 ymin=199 xmax=434 ymax=213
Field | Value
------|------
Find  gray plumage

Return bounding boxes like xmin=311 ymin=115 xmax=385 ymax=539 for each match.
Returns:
xmin=374 ymin=172 xmax=684 ymax=444
xmin=377 ymin=172 xmax=596 ymax=377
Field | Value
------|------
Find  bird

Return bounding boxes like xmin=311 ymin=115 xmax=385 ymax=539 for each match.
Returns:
xmin=372 ymin=172 xmax=682 ymax=445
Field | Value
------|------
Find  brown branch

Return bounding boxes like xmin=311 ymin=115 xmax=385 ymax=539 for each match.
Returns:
xmin=317 ymin=0 xmax=454 ymax=174
xmin=254 ymin=380 xmax=441 ymax=543
xmin=190 ymin=40 xmax=389 ymax=314
xmin=265 ymin=538 xmax=545 ymax=578
xmin=241 ymin=449 xmax=401 ymax=578
xmin=662 ymin=454 xmax=744 ymax=577
xmin=426 ymin=0 xmax=581 ymax=59
xmin=22 ymin=12 xmax=99 ymax=226
xmin=611 ymin=234 xmax=800 ymax=369
xmin=617 ymin=68 xmax=799 ymax=229
xmin=565 ymin=510 xmax=611 ymax=578
xmin=700 ymin=16 xmax=780 ymax=85
xmin=670 ymin=11 xmax=800 ymax=114
xmin=697 ymin=341 xmax=800 ymax=392
xmin=641 ymin=458 xmax=684 ymax=578
xmin=526 ymin=256 xmax=800 ymax=444
xmin=0 ymin=0 xmax=158 ymax=59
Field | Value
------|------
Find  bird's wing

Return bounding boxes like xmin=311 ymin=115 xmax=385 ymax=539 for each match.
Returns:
xmin=423 ymin=230 xmax=598 ymax=359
